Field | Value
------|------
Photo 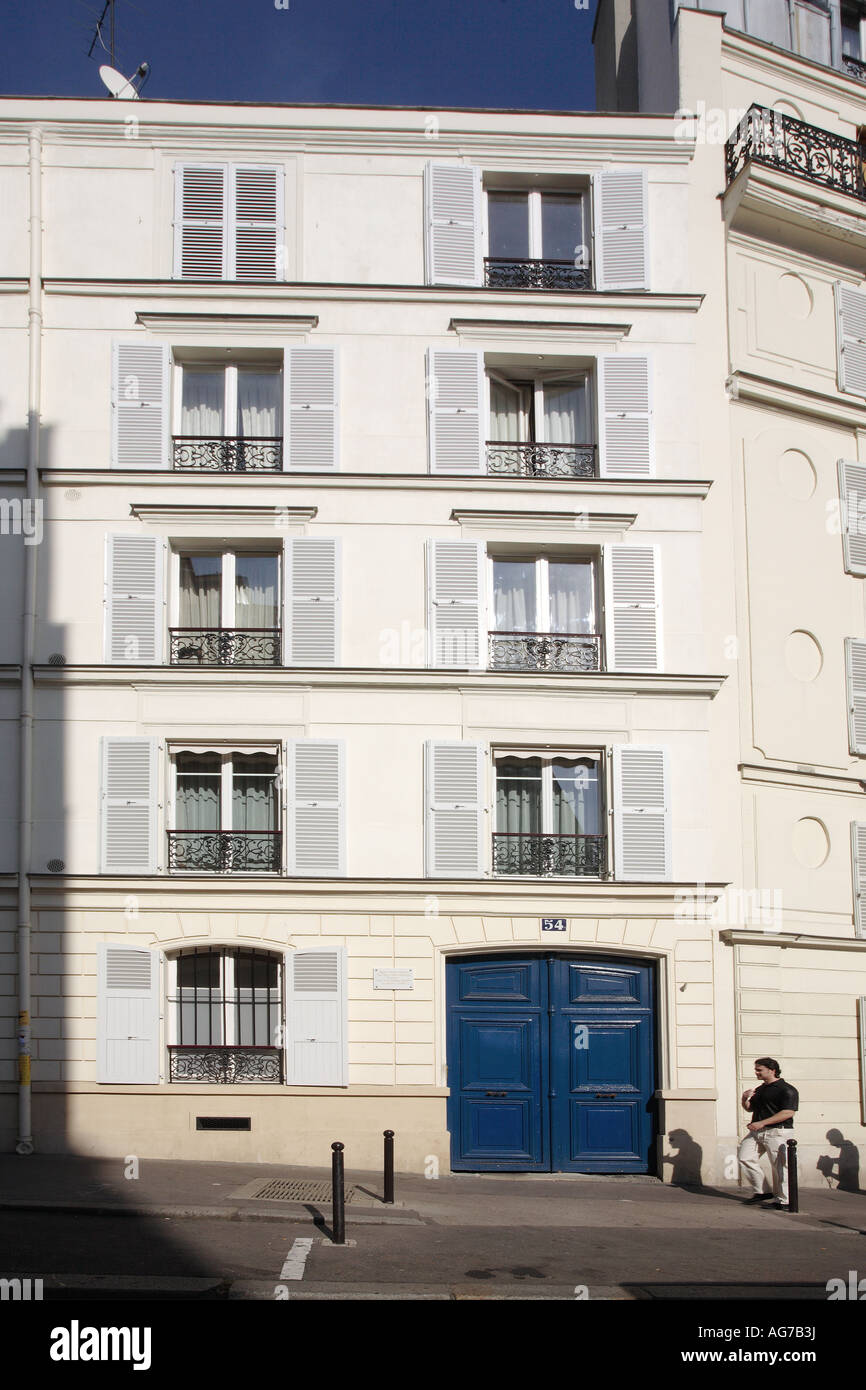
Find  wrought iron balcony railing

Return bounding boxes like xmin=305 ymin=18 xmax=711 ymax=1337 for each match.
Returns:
xmin=169 ymin=1045 xmax=283 ymax=1083
xmin=172 ymin=436 xmax=283 ymax=472
xmin=725 ymin=104 xmax=865 ymax=201
xmin=170 ymin=628 xmax=282 ymax=666
xmin=489 ymin=631 xmax=602 ymax=673
xmin=493 ymin=832 xmax=607 ymax=878
xmin=484 ymin=257 xmax=592 ymax=290
xmin=842 ymin=53 xmax=866 ymax=82
xmin=168 ymin=831 xmax=282 ymax=873
xmin=486 ymin=441 xmax=597 ymax=479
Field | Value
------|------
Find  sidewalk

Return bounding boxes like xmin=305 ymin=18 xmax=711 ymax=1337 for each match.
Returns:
xmin=0 ymin=1152 xmax=863 ymax=1234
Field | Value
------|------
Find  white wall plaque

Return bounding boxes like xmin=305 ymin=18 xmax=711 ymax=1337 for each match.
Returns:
xmin=373 ymin=968 xmax=415 ymax=990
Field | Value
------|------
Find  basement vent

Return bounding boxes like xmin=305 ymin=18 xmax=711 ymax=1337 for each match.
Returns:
xmin=46 ymin=859 xmax=65 ymax=873
xmin=196 ymin=1117 xmax=251 ymax=1131
xmin=48 ymin=654 xmax=67 ymax=666
xmin=249 ymin=1179 xmax=358 ymax=1203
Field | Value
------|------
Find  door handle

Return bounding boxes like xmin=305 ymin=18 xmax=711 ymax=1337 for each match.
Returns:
xmin=485 ymin=1090 xmax=508 ymax=1098
xmin=595 ymin=1093 xmax=617 ymax=1100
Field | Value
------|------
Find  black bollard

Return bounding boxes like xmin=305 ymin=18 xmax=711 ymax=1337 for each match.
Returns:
xmin=786 ymin=1137 xmax=798 ymax=1213
xmin=384 ymin=1129 xmax=395 ymax=1204
xmin=331 ymin=1141 xmax=346 ymax=1244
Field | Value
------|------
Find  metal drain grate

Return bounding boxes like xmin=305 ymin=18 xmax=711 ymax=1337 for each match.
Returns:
xmin=249 ymin=1180 xmax=358 ymax=1204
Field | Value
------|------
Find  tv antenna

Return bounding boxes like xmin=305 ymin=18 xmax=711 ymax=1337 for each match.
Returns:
xmin=88 ymin=1 xmax=150 ymax=99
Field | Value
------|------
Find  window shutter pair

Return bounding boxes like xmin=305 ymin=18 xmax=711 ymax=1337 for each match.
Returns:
xmin=425 ymin=539 xmax=662 ymax=672
xmin=110 ymin=345 xmax=338 ymax=472
xmin=834 ymin=283 xmax=866 ymax=398
xmin=173 ymin=164 xmax=285 ymax=280
xmin=424 ymin=741 xmax=670 ymax=880
xmin=98 ymin=737 xmax=345 ymax=876
xmin=97 ymin=943 xmax=348 ymax=1085
xmin=426 ymin=349 xmax=654 ymax=478
xmin=423 ymin=163 xmax=649 ymax=290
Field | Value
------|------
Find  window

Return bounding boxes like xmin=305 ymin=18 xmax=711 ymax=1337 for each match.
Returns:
xmin=167 ymin=946 xmax=284 ymax=1082
xmin=168 ymin=749 xmax=281 ymax=872
xmin=842 ymin=3 xmax=866 ymax=56
xmin=174 ymin=361 xmax=283 ymax=471
xmin=486 ymin=188 xmax=589 ymax=288
xmin=173 ymin=164 xmax=285 ymax=281
xmin=489 ymin=553 xmax=601 ymax=671
xmin=171 ymin=548 xmax=281 ymax=666
xmin=493 ymin=752 xmax=605 ymax=877
xmin=487 ymin=368 xmax=595 ymax=479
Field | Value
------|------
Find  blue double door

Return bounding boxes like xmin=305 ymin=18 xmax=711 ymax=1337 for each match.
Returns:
xmin=446 ymin=954 xmax=656 ymax=1172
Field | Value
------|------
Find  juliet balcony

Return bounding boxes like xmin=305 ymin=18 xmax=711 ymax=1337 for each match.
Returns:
xmin=168 ymin=1046 xmax=284 ymax=1083
xmin=172 ymin=436 xmax=283 ymax=472
xmin=484 ymin=257 xmax=592 ymax=290
xmin=492 ymin=832 xmax=608 ymax=878
xmin=167 ymin=831 xmax=282 ymax=873
xmin=169 ymin=628 xmax=282 ymax=666
xmin=485 ymin=441 xmax=598 ymax=479
xmin=488 ymin=631 xmax=602 ymax=673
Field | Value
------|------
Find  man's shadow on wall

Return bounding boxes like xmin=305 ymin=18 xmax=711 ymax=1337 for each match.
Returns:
xmin=661 ymin=1128 xmax=704 ymax=1187
xmin=817 ymin=1129 xmax=862 ymax=1193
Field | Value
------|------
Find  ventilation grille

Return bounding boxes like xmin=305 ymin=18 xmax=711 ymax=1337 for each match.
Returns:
xmin=48 ymin=654 xmax=66 ymax=666
xmin=293 ymin=952 xmax=339 ymax=992
xmin=105 ymin=947 xmax=152 ymax=990
xmin=249 ymin=1179 xmax=357 ymax=1203
xmin=196 ymin=1116 xmax=251 ymax=1131
xmin=46 ymin=859 xmax=65 ymax=873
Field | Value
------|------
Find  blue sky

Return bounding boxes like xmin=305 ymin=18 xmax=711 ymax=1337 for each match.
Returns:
xmin=0 ymin=0 xmax=599 ymax=110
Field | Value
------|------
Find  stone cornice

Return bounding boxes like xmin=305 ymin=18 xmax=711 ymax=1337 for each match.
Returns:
xmin=450 ymin=318 xmax=632 ymax=345
xmin=726 ymin=370 xmax=866 ymax=429
xmin=723 ymin=160 xmax=866 ymax=260
xmin=450 ymin=508 xmax=637 ymax=531
xmin=720 ymin=928 xmax=866 ymax=951
xmin=129 ymin=504 xmax=317 ymax=526
xmin=135 ymin=312 xmax=318 ymax=334
xmin=739 ymin=761 xmax=866 ymax=795
xmin=721 ymin=25 xmax=866 ymax=113
xmin=31 ymin=665 xmax=726 ymax=698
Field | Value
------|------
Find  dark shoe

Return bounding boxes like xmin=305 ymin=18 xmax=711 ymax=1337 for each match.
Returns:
xmin=744 ymin=1193 xmax=774 ymax=1203
xmin=763 ymin=1201 xmax=790 ymax=1211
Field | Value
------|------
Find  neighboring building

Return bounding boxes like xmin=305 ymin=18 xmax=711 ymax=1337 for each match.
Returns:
xmin=0 ymin=36 xmax=860 ymax=1182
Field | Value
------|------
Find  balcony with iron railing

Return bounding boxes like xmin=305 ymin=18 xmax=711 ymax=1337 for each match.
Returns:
xmin=484 ymin=258 xmax=592 ymax=290
xmin=167 ymin=831 xmax=282 ymax=873
xmin=172 ymin=437 xmax=283 ymax=472
xmin=485 ymin=441 xmax=597 ymax=479
xmin=168 ymin=1046 xmax=283 ymax=1083
xmin=488 ymin=632 xmax=602 ymax=673
xmin=492 ymin=832 xmax=608 ymax=878
xmin=725 ymin=104 xmax=865 ymax=202
xmin=170 ymin=629 xmax=282 ymax=666
xmin=842 ymin=53 xmax=866 ymax=83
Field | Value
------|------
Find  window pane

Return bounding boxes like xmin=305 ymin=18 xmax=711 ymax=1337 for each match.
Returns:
xmin=495 ymin=757 xmax=542 ymax=834
xmin=235 ymin=554 xmax=279 ymax=629
xmin=552 ymin=758 xmax=601 ymax=836
xmin=542 ymin=379 xmax=587 ymax=445
xmin=489 ymin=379 xmax=524 ymax=441
xmin=540 ymin=193 xmax=584 ymax=261
xmin=176 ymin=754 xmax=221 ymax=831
xmin=181 ymin=369 xmax=224 ymax=435
xmin=178 ymin=951 xmax=220 ymax=989
xmin=548 ymin=561 xmax=595 ymax=634
xmin=488 ymin=193 xmax=530 ymax=259
xmin=237 ymin=369 xmax=282 ymax=438
xmin=232 ymin=755 xmax=278 ymax=832
xmin=178 ymin=554 xmax=221 ymax=628
xmin=493 ymin=560 xmax=536 ymax=631
xmin=236 ymin=951 xmax=279 ymax=991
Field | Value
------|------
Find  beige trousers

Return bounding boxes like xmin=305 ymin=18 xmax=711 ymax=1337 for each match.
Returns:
xmin=738 ymin=1127 xmax=792 ymax=1203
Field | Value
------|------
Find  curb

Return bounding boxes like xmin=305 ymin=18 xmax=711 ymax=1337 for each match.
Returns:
xmin=0 ymin=1198 xmax=424 ymax=1225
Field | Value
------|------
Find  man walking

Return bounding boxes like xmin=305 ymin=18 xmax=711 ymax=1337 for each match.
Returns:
xmin=738 ymin=1057 xmax=799 ymax=1210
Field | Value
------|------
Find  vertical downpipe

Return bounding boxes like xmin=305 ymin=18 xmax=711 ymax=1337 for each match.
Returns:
xmin=17 ymin=128 xmax=42 ymax=1155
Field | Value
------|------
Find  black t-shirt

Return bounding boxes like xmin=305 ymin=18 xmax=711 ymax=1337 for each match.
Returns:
xmin=749 ymin=1079 xmax=799 ymax=1127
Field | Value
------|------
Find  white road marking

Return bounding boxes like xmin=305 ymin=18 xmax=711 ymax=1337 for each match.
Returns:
xmin=280 ymin=1237 xmax=314 ymax=1281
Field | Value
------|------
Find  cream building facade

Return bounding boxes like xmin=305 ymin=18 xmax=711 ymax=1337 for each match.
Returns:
xmin=0 ymin=29 xmax=861 ymax=1180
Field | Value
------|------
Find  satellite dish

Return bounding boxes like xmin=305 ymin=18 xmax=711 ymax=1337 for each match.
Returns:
xmin=99 ymin=62 xmax=148 ymax=99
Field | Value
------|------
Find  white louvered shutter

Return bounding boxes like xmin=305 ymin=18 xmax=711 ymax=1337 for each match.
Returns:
xmin=285 ymin=948 xmax=347 ymax=1086
xmin=835 ymin=283 xmax=866 ymax=398
xmin=604 ymin=545 xmax=662 ymax=672
xmin=97 ymin=943 xmax=160 ymax=1084
xmin=613 ymin=745 xmax=671 ymax=881
xmin=174 ymin=164 xmax=227 ymax=279
xmin=285 ymin=347 xmax=338 ymax=471
xmin=105 ymin=535 xmax=163 ymax=664
xmin=838 ymin=461 xmax=866 ymax=576
xmin=427 ymin=539 xmax=484 ymax=668
xmin=852 ymin=824 xmax=866 ymax=939
xmin=598 ymin=355 xmax=654 ymax=478
xmin=424 ymin=162 xmax=482 ymax=286
xmin=232 ymin=165 xmax=284 ymax=280
xmin=593 ymin=170 xmax=649 ymax=291
xmin=425 ymin=741 xmax=485 ymax=878
xmin=427 ymin=349 xmax=484 ymax=475
xmin=846 ymin=639 xmax=866 ymax=755
xmin=111 ymin=343 xmax=170 ymax=470
xmin=100 ymin=737 xmax=158 ymax=874
xmin=289 ymin=740 xmax=345 ymax=876
xmin=285 ymin=538 xmax=340 ymax=665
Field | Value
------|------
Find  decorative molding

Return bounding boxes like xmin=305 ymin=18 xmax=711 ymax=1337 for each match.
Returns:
xmin=738 ymin=761 xmax=866 ymax=795
xmin=724 ymin=159 xmax=866 ymax=257
xmin=450 ymin=507 xmax=637 ymax=531
xmin=721 ymin=928 xmax=866 ymax=952
xmin=727 ymin=370 xmax=866 ymax=429
xmin=129 ymin=503 xmax=316 ymax=527
xmin=135 ymin=312 xmax=318 ymax=334
xmin=449 ymin=318 xmax=631 ymax=345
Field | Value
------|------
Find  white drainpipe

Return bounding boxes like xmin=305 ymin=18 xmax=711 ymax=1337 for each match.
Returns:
xmin=17 ymin=127 xmax=42 ymax=1155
